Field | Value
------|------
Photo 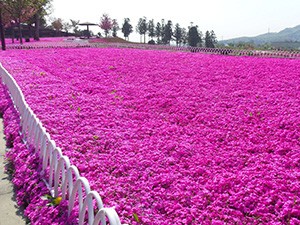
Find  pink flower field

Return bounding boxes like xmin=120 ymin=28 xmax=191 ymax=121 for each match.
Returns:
xmin=1 ymin=48 xmax=300 ymax=224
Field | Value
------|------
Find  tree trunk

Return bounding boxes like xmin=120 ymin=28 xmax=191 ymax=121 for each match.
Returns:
xmin=28 ymin=25 xmax=32 ymax=38
xmin=18 ymin=21 xmax=23 ymax=44
xmin=144 ymin=34 xmax=146 ymax=43
xmin=34 ymin=12 xmax=40 ymax=41
xmin=12 ymin=29 xmax=15 ymax=43
xmin=0 ymin=8 xmax=6 ymax=51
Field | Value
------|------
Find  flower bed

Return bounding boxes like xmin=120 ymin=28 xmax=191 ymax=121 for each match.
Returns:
xmin=0 ymin=84 xmax=77 ymax=224
xmin=1 ymin=48 xmax=300 ymax=224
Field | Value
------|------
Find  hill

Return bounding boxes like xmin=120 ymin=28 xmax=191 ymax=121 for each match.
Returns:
xmin=222 ymin=24 xmax=300 ymax=46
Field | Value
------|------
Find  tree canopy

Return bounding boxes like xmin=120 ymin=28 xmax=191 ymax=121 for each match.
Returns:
xmin=205 ymin=30 xmax=217 ymax=48
xmin=1 ymin=0 xmax=50 ymax=43
xmin=112 ymin=19 xmax=119 ymax=37
xmin=162 ymin=20 xmax=173 ymax=44
xmin=121 ymin=18 xmax=133 ymax=40
xmin=188 ymin=26 xmax=202 ymax=47
xmin=70 ymin=19 xmax=80 ymax=35
xmin=155 ymin=22 xmax=162 ymax=43
xmin=147 ymin=19 xmax=155 ymax=40
xmin=174 ymin=23 xmax=182 ymax=46
xmin=136 ymin=17 xmax=147 ymax=43
xmin=100 ymin=14 xmax=113 ymax=37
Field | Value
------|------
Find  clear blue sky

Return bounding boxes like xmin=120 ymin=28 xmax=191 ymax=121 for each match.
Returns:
xmin=51 ymin=0 xmax=300 ymax=41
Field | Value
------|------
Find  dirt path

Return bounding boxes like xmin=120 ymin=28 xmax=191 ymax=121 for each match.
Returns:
xmin=0 ymin=118 xmax=27 ymax=225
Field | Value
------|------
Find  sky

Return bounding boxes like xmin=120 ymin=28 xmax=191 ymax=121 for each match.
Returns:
xmin=51 ymin=0 xmax=300 ymax=42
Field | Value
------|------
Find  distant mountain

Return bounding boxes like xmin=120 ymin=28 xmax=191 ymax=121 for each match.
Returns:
xmin=222 ymin=25 xmax=300 ymax=45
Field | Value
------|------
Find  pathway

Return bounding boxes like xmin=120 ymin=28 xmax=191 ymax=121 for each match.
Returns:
xmin=0 ymin=118 xmax=27 ymax=225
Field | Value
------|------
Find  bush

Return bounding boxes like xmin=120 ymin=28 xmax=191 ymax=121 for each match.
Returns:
xmin=148 ymin=40 xmax=155 ymax=45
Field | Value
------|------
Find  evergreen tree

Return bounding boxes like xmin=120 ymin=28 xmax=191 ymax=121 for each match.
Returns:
xmin=160 ymin=19 xmax=165 ymax=44
xmin=188 ymin=26 xmax=201 ymax=47
xmin=112 ymin=19 xmax=119 ymax=37
xmin=205 ymin=31 xmax=212 ymax=48
xmin=205 ymin=30 xmax=217 ymax=48
xmin=122 ymin=18 xmax=133 ymax=41
xmin=210 ymin=30 xmax=217 ymax=46
xmin=199 ymin=31 xmax=203 ymax=46
xmin=181 ymin=28 xmax=188 ymax=45
xmin=148 ymin=19 xmax=155 ymax=41
xmin=136 ymin=17 xmax=147 ymax=43
xmin=162 ymin=20 xmax=173 ymax=44
xmin=173 ymin=23 xmax=182 ymax=46
xmin=155 ymin=22 xmax=162 ymax=44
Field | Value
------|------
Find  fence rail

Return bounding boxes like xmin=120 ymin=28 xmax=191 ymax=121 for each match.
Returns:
xmin=0 ymin=63 xmax=124 ymax=225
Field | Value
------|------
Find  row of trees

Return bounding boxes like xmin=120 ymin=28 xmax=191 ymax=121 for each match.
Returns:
xmin=0 ymin=0 xmax=52 ymax=47
xmin=51 ymin=15 xmax=217 ymax=48
xmin=100 ymin=16 xmax=218 ymax=47
xmin=0 ymin=0 xmax=217 ymax=49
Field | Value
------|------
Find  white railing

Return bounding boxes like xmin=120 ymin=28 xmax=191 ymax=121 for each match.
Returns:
xmin=0 ymin=63 xmax=124 ymax=225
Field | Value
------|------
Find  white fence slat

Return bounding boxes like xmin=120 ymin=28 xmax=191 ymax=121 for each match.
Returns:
xmin=68 ymin=177 xmax=91 ymax=216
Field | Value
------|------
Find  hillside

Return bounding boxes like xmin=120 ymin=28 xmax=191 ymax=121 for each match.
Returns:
xmin=222 ymin=24 xmax=300 ymax=45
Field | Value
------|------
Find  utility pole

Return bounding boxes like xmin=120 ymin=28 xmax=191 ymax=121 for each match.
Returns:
xmin=0 ymin=7 xmax=6 ymax=51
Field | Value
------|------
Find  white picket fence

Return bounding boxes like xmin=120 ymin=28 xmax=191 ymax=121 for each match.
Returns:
xmin=0 ymin=63 xmax=124 ymax=225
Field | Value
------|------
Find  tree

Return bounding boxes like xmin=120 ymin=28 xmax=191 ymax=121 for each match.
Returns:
xmin=173 ymin=23 xmax=182 ymax=46
xmin=1 ymin=0 xmax=46 ymax=44
xmin=0 ymin=2 xmax=13 ymax=49
xmin=162 ymin=20 xmax=172 ymax=44
xmin=62 ymin=21 xmax=71 ymax=35
xmin=70 ymin=19 xmax=80 ymax=36
xmin=51 ymin=17 xmax=63 ymax=35
xmin=155 ymin=22 xmax=162 ymax=44
xmin=33 ymin=0 xmax=52 ymax=41
xmin=210 ymin=30 xmax=217 ymax=46
xmin=100 ymin=14 xmax=113 ymax=37
xmin=26 ymin=8 xmax=48 ymax=40
xmin=160 ymin=19 xmax=165 ymax=44
xmin=205 ymin=30 xmax=217 ymax=48
xmin=121 ymin=18 xmax=133 ymax=41
xmin=188 ymin=26 xmax=201 ymax=47
xmin=205 ymin=31 xmax=212 ymax=48
xmin=181 ymin=28 xmax=188 ymax=45
xmin=0 ymin=7 xmax=6 ymax=50
xmin=147 ymin=19 xmax=155 ymax=41
xmin=136 ymin=17 xmax=147 ymax=43
xmin=112 ymin=19 xmax=119 ymax=37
